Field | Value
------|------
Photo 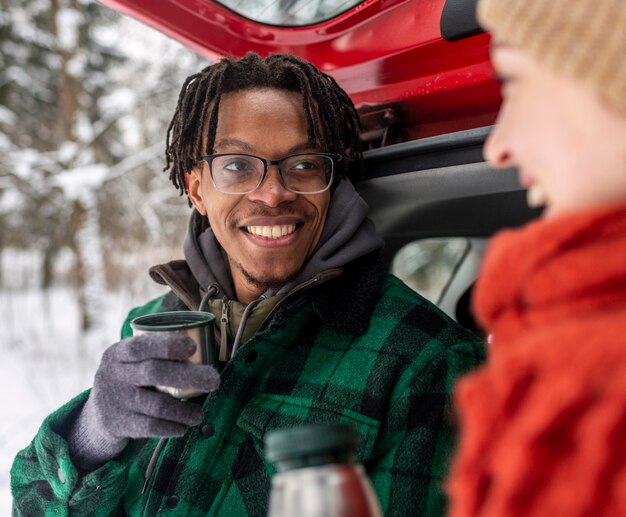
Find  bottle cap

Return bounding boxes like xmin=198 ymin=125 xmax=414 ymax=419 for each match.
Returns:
xmin=265 ymin=423 xmax=360 ymax=471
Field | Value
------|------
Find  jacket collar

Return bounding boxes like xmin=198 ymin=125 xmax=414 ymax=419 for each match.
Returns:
xmin=149 ymin=251 xmax=384 ymax=336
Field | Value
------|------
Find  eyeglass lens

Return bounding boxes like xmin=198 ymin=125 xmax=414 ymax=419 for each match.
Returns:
xmin=210 ymin=154 xmax=333 ymax=194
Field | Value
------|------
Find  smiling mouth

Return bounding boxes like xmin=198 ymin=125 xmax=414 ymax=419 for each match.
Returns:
xmin=245 ymin=224 xmax=300 ymax=239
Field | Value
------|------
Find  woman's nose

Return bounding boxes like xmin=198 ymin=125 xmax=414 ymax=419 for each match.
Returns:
xmin=483 ymin=115 xmax=514 ymax=169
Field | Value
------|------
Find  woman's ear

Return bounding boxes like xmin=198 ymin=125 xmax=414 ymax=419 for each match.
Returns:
xmin=187 ymin=166 xmax=207 ymax=215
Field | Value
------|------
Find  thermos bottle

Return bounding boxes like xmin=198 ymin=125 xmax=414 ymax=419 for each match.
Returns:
xmin=264 ymin=423 xmax=382 ymax=517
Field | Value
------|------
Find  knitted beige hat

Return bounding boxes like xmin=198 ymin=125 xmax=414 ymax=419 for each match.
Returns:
xmin=478 ymin=0 xmax=626 ymax=112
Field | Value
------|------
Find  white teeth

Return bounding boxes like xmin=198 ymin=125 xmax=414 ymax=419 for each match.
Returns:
xmin=246 ymin=224 xmax=296 ymax=239
xmin=526 ymin=184 xmax=548 ymax=208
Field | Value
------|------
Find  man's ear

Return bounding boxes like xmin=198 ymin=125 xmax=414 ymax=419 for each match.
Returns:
xmin=187 ymin=167 xmax=207 ymax=215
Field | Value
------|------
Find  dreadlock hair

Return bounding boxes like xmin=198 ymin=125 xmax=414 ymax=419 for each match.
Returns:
xmin=164 ymin=52 xmax=363 ymax=199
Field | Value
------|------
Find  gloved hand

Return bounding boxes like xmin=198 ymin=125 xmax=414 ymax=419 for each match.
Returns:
xmin=68 ymin=333 xmax=220 ymax=471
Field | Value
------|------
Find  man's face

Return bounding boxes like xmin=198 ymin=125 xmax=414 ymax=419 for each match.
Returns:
xmin=484 ymin=45 xmax=626 ymax=218
xmin=188 ymin=88 xmax=331 ymax=303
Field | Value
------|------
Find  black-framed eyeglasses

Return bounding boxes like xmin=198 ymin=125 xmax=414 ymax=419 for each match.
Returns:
xmin=198 ymin=152 xmax=341 ymax=195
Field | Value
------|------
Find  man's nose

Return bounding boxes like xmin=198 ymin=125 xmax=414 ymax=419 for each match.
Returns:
xmin=247 ymin=166 xmax=297 ymax=206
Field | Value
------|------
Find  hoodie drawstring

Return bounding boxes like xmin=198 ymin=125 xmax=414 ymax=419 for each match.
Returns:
xmin=199 ymin=284 xmax=220 ymax=312
xmin=230 ymin=295 xmax=265 ymax=359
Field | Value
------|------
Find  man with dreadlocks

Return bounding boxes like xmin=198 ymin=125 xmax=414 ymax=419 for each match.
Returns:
xmin=12 ymin=53 xmax=483 ymax=516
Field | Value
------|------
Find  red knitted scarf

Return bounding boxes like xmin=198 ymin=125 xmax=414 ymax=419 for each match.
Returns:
xmin=448 ymin=205 xmax=626 ymax=517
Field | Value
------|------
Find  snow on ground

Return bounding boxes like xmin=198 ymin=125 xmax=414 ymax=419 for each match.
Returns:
xmin=0 ymin=284 xmax=165 ymax=513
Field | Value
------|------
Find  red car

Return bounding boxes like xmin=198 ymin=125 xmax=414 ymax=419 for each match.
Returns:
xmin=99 ymin=0 xmax=537 ymax=333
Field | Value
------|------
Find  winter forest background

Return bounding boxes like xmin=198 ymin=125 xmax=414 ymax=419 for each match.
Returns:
xmin=0 ymin=0 xmax=205 ymax=510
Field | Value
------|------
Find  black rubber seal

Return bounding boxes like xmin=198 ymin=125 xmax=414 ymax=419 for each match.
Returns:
xmin=440 ymin=0 xmax=484 ymax=41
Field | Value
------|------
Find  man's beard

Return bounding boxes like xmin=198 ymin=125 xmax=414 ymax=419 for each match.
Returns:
xmin=233 ymin=258 xmax=299 ymax=294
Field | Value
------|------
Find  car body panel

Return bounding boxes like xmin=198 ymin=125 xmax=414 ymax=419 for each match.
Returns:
xmin=97 ymin=0 xmax=500 ymax=141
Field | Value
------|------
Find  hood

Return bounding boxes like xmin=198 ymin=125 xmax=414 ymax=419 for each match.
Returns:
xmin=183 ymin=177 xmax=384 ymax=300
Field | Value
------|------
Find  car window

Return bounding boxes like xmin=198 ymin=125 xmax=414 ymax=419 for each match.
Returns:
xmin=391 ymin=237 xmax=487 ymax=337
xmin=215 ymin=0 xmax=363 ymax=26
xmin=392 ymin=238 xmax=470 ymax=305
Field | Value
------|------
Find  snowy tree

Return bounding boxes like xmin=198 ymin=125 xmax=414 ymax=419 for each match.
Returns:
xmin=0 ymin=0 xmax=204 ymax=343
xmin=0 ymin=4 xmax=208 ymax=511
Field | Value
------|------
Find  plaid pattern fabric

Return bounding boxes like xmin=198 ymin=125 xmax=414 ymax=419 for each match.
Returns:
xmin=11 ymin=266 xmax=484 ymax=516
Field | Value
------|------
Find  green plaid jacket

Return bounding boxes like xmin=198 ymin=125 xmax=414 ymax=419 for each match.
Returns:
xmin=11 ymin=255 xmax=484 ymax=516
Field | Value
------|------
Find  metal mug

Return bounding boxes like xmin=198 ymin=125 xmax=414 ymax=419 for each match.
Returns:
xmin=130 ymin=311 xmax=216 ymax=398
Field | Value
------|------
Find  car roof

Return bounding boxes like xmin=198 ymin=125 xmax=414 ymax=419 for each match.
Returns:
xmin=98 ymin=0 xmax=501 ymax=144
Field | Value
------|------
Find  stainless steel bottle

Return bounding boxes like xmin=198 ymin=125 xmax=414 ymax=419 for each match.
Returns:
xmin=264 ymin=423 xmax=382 ymax=517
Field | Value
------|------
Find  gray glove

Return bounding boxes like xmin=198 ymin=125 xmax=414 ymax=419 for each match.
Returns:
xmin=68 ymin=333 xmax=220 ymax=471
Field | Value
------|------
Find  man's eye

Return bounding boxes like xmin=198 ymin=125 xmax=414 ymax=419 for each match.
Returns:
xmin=222 ymin=159 xmax=253 ymax=172
xmin=291 ymin=159 xmax=321 ymax=171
